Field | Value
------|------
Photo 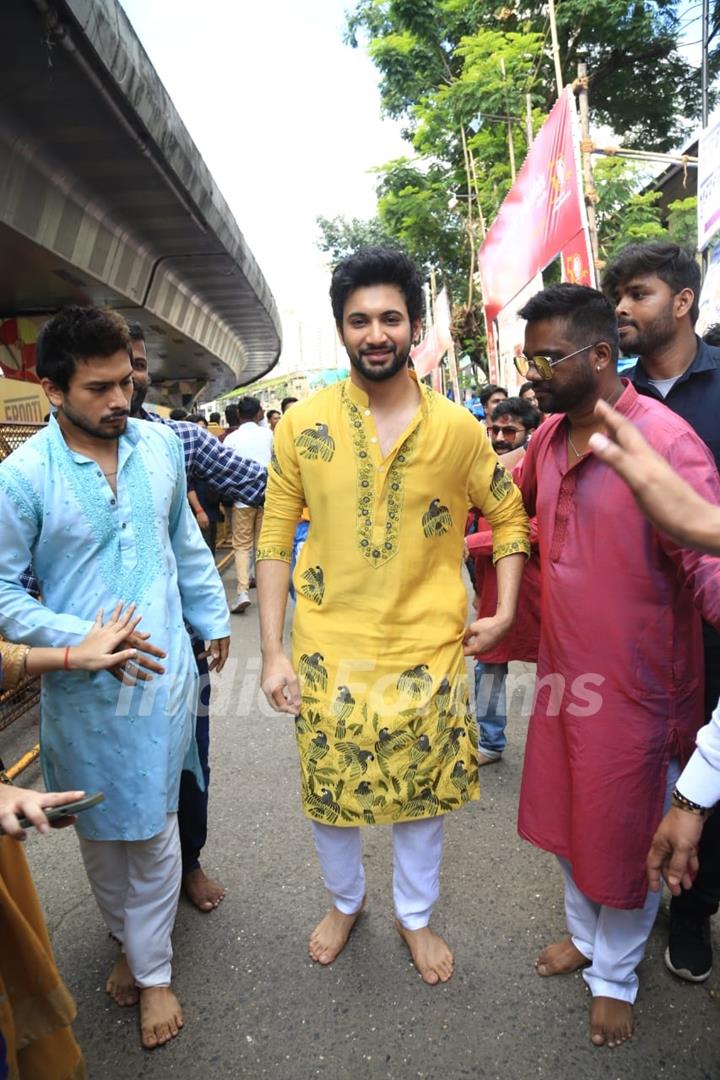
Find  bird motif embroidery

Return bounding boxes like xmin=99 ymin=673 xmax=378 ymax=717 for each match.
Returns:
xmin=331 ymin=685 xmax=356 ymax=739
xmin=399 ymin=787 xmax=439 ymax=818
xmin=490 ymin=462 xmax=513 ymax=500
xmin=354 ymin=781 xmax=376 ymax=824
xmin=307 ymin=786 xmax=342 ymax=823
xmin=307 ymin=732 xmax=329 ymax=774
xmin=450 ymin=760 xmax=470 ymax=802
xmin=299 ymin=565 xmax=325 ymax=605
xmin=335 ymin=741 xmax=375 ymax=779
xmin=421 ymin=498 xmax=452 ymax=538
xmin=397 ymin=664 xmax=432 ymax=700
xmin=434 ymin=677 xmax=452 ymax=717
xmin=404 ymin=734 xmax=431 ymax=781
xmin=270 ymin=445 xmax=283 ymax=476
xmin=298 ymin=652 xmax=328 ymax=692
xmin=438 ymin=726 xmax=466 ymax=762
xmin=295 ymin=423 xmax=336 ymax=462
xmin=374 ymin=726 xmax=414 ymax=766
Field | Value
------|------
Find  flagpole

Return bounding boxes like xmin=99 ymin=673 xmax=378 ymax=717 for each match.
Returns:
xmin=548 ymin=0 xmax=564 ymax=98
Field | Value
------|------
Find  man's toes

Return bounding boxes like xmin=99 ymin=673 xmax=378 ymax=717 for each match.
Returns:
xmin=591 ymin=1030 xmax=607 ymax=1047
xmin=438 ymin=960 xmax=454 ymax=982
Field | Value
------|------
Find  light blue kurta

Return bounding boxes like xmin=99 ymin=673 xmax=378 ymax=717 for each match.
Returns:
xmin=0 ymin=416 xmax=230 ymax=841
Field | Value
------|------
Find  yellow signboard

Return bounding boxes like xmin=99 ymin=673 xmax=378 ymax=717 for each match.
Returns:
xmin=0 ymin=379 xmax=50 ymax=424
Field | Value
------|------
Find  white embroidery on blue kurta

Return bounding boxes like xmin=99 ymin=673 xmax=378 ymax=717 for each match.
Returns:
xmin=46 ymin=432 xmax=163 ymax=604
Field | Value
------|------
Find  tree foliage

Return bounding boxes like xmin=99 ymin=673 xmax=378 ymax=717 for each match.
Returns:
xmin=318 ymin=1 xmax=715 ymax=364
xmin=593 ymin=157 xmax=698 ymax=261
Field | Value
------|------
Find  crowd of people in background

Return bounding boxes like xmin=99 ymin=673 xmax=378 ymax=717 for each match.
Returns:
xmin=1 ymin=240 xmax=720 ymax=1073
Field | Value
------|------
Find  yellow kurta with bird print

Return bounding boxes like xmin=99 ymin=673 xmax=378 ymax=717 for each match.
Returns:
xmin=257 ymin=374 xmax=530 ymax=826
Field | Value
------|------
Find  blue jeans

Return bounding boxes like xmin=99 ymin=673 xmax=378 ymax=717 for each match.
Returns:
xmin=474 ymin=661 xmax=508 ymax=759
xmin=289 ymin=519 xmax=310 ymax=600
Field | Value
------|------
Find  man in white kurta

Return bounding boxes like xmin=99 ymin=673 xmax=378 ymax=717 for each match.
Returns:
xmin=0 ymin=306 xmax=229 ymax=1048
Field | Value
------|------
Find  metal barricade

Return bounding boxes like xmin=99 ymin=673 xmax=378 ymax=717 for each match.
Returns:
xmin=0 ymin=421 xmax=44 ymax=461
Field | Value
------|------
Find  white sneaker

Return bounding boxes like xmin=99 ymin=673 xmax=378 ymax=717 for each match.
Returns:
xmin=231 ymin=591 xmax=250 ymax=613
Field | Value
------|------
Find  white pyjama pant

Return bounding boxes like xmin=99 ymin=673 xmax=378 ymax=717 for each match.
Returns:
xmin=78 ymin=813 xmax=181 ymax=988
xmin=558 ymin=759 xmax=680 ymax=1003
xmin=311 ymin=816 xmax=445 ymax=930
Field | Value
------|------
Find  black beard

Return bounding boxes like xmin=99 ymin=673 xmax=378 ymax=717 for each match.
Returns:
xmin=60 ymin=401 xmax=127 ymax=440
xmin=130 ymin=383 xmax=147 ymax=416
xmin=348 ymin=347 xmax=410 ymax=382
xmin=619 ymin=304 xmax=675 ymax=358
xmin=536 ymin=373 xmax=596 ymax=415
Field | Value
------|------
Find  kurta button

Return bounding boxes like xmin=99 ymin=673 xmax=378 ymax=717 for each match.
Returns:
xmin=364 ymin=409 xmax=371 ymax=416
xmin=121 ymin=522 xmax=127 ymax=529
xmin=96 ymin=470 xmax=102 ymax=477
xmin=110 ymin=498 xmax=116 ymax=505
xmin=371 ymin=437 xmax=377 ymax=443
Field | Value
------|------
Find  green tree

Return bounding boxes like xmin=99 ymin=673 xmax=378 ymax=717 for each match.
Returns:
xmin=346 ymin=0 xmax=711 ymax=150
xmin=593 ymin=157 xmax=699 ymax=260
xmin=318 ymin=1 xmax=714 ymax=365
xmin=316 ymin=215 xmax=395 ymax=262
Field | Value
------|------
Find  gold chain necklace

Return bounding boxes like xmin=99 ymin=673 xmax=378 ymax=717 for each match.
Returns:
xmin=567 ymin=432 xmax=583 ymax=458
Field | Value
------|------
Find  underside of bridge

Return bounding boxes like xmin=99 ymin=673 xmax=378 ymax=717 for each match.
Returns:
xmin=0 ymin=0 xmax=281 ymax=404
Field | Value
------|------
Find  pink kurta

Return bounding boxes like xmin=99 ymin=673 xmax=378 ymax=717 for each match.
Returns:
xmin=466 ymin=516 xmax=541 ymax=663
xmin=517 ymin=380 xmax=720 ymax=908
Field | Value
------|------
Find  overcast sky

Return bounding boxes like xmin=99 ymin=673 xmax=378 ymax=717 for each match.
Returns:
xmin=119 ymin=0 xmax=407 ymax=371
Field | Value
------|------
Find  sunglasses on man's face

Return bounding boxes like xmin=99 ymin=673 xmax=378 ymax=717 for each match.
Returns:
xmin=489 ymin=424 xmax=524 ymax=437
xmin=514 ymin=341 xmax=601 ymax=380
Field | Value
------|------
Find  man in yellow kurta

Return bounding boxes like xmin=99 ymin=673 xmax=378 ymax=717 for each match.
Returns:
xmin=257 ymin=248 xmax=530 ymax=984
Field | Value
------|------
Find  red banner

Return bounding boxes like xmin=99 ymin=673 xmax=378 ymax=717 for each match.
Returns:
xmin=478 ymin=88 xmax=594 ymax=328
xmin=411 ymin=287 xmax=453 ymax=377
xmin=560 ymin=232 xmax=594 ymax=287
xmin=0 ymin=317 xmax=43 ymax=382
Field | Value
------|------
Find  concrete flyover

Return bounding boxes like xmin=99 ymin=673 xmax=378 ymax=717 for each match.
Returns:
xmin=0 ymin=0 xmax=281 ymax=403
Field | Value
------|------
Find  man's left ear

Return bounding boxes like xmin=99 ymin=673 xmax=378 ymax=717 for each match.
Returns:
xmin=41 ymin=378 xmax=63 ymax=409
xmin=674 ymin=287 xmax=695 ymax=320
xmin=594 ymin=342 xmax=613 ymax=372
xmin=411 ymin=318 xmax=422 ymax=345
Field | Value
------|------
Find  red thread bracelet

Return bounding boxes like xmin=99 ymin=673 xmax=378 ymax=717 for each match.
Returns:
xmin=63 ymin=646 xmax=71 ymax=671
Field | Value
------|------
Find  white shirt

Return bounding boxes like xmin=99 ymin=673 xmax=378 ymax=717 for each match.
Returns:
xmin=648 ymin=375 xmax=682 ymax=399
xmin=224 ymin=422 xmax=274 ymax=508
xmin=677 ymin=703 xmax=720 ymax=808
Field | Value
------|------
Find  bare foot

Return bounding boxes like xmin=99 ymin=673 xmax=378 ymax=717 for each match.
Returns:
xmin=395 ymin=920 xmax=454 ymax=985
xmin=139 ymin=987 xmax=184 ymax=1050
xmin=308 ymin=901 xmax=364 ymax=965
xmin=477 ymin=753 xmax=501 ymax=767
xmin=105 ymin=954 xmax=139 ymax=1007
xmin=183 ymin=867 xmax=226 ymax=912
xmin=590 ymin=996 xmax=634 ymax=1048
xmin=535 ymin=936 xmax=590 ymax=977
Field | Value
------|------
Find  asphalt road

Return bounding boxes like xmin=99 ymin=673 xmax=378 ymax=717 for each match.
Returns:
xmin=10 ymin=571 xmax=720 ymax=1079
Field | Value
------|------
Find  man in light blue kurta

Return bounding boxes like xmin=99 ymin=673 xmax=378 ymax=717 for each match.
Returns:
xmin=0 ymin=414 xmax=228 ymax=838
xmin=0 ymin=305 xmax=230 ymax=1050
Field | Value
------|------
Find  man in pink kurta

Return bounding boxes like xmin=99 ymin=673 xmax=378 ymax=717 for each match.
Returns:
xmin=513 ymin=283 xmax=720 ymax=1050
